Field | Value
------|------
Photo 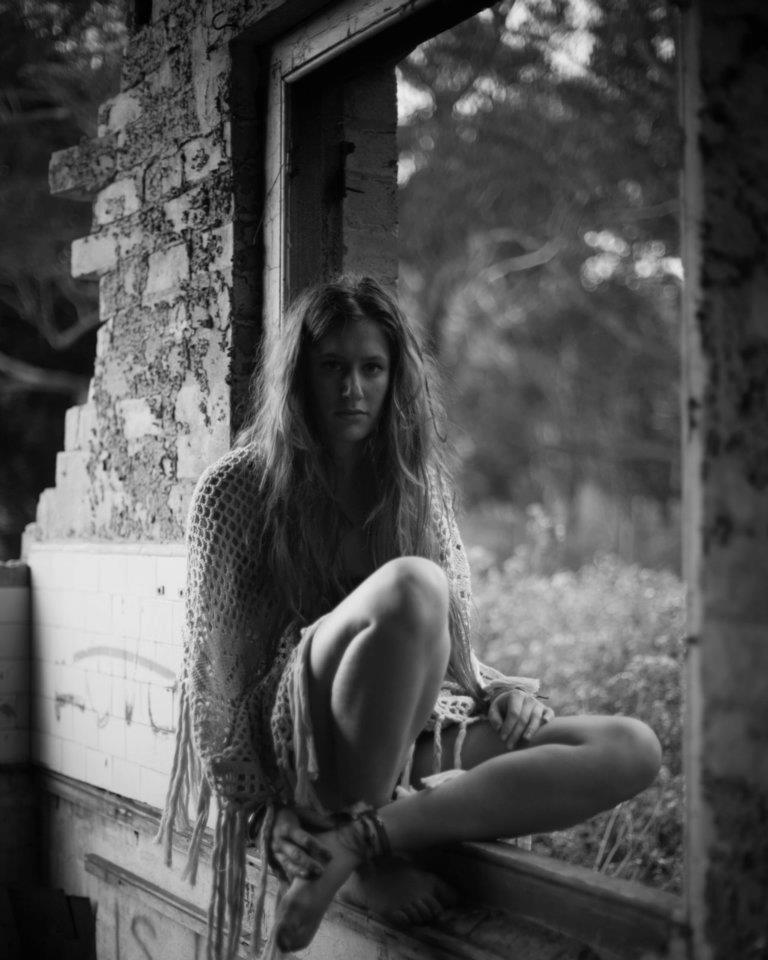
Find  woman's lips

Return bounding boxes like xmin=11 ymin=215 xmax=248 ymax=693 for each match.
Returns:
xmin=335 ymin=410 xmax=367 ymax=417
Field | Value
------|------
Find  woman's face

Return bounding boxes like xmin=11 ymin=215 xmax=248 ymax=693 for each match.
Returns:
xmin=306 ymin=316 xmax=391 ymax=456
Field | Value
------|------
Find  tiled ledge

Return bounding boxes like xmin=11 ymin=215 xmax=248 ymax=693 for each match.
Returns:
xmin=40 ymin=767 xmax=686 ymax=960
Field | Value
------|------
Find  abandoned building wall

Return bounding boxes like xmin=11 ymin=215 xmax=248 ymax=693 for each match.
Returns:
xmin=40 ymin=4 xmax=235 ymax=543
xmin=684 ymin=3 xmax=768 ymax=958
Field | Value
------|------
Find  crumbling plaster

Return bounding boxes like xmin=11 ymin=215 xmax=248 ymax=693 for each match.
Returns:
xmin=37 ymin=1 xmax=241 ymax=541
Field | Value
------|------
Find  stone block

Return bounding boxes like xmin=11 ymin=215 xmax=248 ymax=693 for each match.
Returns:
xmin=63 ymin=403 xmax=96 ymax=452
xmin=116 ymin=87 xmax=199 ymax=173
xmin=71 ymin=231 xmax=118 ymax=279
xmin=54 ymin=450 xmax=90 ymax=491
xmin=203 ymin=222 xmax=233 ymax=274
xmin=97 ymin=90 xmax=143 ymax=136
xmin=121 ymin=20 xmax=168 ymax=89
xmin=114 ymin=217 xmax=146 ymax=261
xmin=181 ymin=134 xmax=225 ymax=184
xmin=49 ymin=134 xmax=118 ymax=200
xmin=192 ymin=30 xmax=229 ymax=134
xmin=143 ymin=151 xmax=184 ymax=203
xmin=94 ymin=177 xmax=141 ymax=226
xmin=143 ymin=243 xmax=190 ymax=305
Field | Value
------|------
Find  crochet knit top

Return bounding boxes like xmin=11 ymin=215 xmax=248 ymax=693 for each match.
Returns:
xmin=156 ymin=444 xmax=540 ymax=960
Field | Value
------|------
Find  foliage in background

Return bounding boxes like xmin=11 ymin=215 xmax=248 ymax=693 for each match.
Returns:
xmin=398 ymin=0 xmax=682 ymax=567
xmin=0 ymin=0 xmax=125 ymax=557
xmin=469 ymin=510 xmax=684 ymax=891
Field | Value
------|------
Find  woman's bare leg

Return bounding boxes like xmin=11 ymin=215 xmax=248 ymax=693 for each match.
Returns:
xmin=394 ymin=713 xmax=662 ymax=846
xmin=307 ymin=555 xmax=452 ymax=810
xmin=273 ymin=557 xmax=455 ymax=945
xmin=277 ymin=699 xmax=661 ymax=950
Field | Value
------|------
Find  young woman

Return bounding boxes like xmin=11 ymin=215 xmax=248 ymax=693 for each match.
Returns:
xmin=158 ymin=275 xmax=661 ymax=960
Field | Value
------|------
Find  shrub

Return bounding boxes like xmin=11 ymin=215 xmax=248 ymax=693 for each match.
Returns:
xmin=471 ymin=546 xmax=685 ymax=892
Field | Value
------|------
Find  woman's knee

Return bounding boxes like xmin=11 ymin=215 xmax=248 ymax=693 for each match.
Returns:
xmin=600 ymin=717 xmax=662 ymax=798
xmin=377 ymin=557 xmax=450 ymax=649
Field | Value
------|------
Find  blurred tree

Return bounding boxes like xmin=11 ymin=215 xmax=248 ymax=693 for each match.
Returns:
xmin=0 ymin=0 xmax=125 ymax=557
xmin=398 ymin=0 xmax=681 ymax=530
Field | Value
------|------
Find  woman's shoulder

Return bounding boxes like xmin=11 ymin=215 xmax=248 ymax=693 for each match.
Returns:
xmin=189 ymin=445 xmax=266 ymax=517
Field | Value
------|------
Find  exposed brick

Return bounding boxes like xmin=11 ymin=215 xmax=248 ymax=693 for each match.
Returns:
xmin=143 ymin=152 xmax=184 ymax=203
xmin=114 ymin=216 xmax=147 ymax=261
xmin=97 ymin=90 xmax=144 ymax=135
xmin=63 ymin=403 xmax=97 ymax=452
xmin=163 ymin=173 xmax=233 ymax=235
xmin=49 ymin=134 xmax=118 ymax=200
xmin=94 ymin=177 xmax=142 ymax=226
xmin=121 ymin=21 xmax=168 ymax=89
xmin=71 ymin=231 xmax=118 ymax=279
xmin=191 ymin=31 xmax=229 ymax=134
xmin=143 ymin=242 xmax=190 ymax=305
xmin=181 ymin=134 xmax=225 ymax=184
xmin=54 ymin=450 xmax=90 ymax=491
xmin=116 ymin=87 xmax=199 ymax=174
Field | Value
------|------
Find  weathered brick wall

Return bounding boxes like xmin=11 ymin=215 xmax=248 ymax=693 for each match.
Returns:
xmin=683 ymin=2 xmax=768 ymax=958
xmin=39 ymin=3 xmax=234 ymax=542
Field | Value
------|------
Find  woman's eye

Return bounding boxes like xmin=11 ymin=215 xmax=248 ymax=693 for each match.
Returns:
xmin=364 ymin=363 xmax=384 ymax=374
xmin=321 ymin=359 xmax=341 ymax=371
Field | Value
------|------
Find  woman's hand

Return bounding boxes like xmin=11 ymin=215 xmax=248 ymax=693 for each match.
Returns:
xmin=488 ymin=689 xmax=554 ymax=750
xmin=269 ymin=806 xmax=332 ymax=881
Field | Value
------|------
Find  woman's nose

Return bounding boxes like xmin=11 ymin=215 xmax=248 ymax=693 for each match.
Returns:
xmin=341 ymin=370 xmax=363 ymax=399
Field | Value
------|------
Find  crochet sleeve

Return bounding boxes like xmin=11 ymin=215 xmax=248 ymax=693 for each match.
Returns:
xmin=183 ymin=453 xmax=274 ymax=805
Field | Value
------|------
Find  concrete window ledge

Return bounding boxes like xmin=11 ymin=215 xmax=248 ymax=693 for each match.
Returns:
xmin=40 ymin=767 xmax=686 ymax=959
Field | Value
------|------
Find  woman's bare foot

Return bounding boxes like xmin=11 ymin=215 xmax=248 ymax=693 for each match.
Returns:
xmin=275 ymin=823 xmax=363 ymax=952
xmin=339 ymin=857 xmax=457 ymax=924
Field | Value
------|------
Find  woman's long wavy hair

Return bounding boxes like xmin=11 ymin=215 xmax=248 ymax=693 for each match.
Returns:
xmin=236 ymin=275 xmax=480 ymax=698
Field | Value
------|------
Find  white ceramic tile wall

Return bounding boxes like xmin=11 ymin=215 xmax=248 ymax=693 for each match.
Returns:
xmin=27 ymin=542 xmax=186 ymax=809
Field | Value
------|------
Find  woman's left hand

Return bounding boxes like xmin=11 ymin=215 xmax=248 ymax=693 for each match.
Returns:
xmin=488 ymin=689 xmax=554 ymax=750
